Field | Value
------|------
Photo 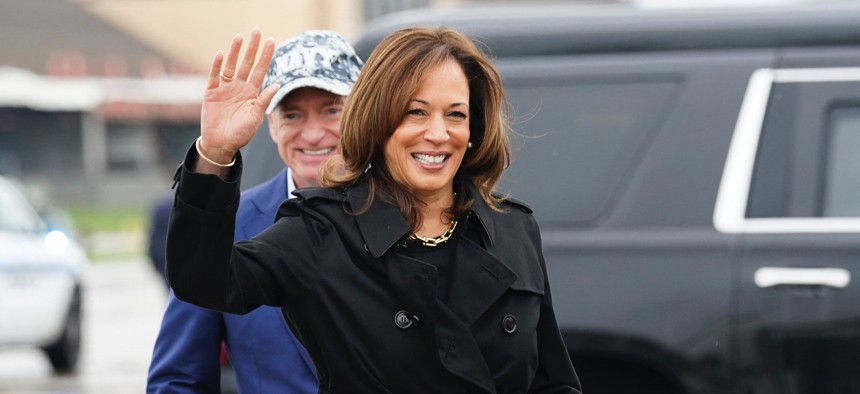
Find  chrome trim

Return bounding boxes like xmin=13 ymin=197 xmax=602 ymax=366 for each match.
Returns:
xmin=713 ymin=67 xmax=860 ymax=234
xmin=755 ymin=267 xmax=851 ymax=289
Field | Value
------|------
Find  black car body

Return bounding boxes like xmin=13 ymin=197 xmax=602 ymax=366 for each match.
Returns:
xmin=342 ymin=4 xmax=860 ymax=394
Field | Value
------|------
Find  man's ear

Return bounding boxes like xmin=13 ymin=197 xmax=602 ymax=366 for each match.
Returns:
xmin=267 ymin=113 xmax=278 ymax=143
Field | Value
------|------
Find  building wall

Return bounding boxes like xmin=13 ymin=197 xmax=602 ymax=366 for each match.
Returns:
xmin=79 ymin=0 xmax=365 ymax=74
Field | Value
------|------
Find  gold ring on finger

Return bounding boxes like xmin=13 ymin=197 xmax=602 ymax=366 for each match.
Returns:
xmin=219 ymin=73 xmax=234 ymax=82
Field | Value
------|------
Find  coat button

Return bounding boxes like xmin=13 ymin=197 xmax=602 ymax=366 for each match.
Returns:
xmin=394 ymin=310 xmax=413 ymax=329
xmin=502 ymin=315 xmax=517 ymax=334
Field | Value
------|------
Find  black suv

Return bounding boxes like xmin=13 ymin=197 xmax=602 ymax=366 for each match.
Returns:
xmin=333 ymin=4 xmax=860 ymax=394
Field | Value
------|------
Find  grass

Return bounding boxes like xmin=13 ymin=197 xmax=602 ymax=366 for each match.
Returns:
xmin=66 ymin=206 xmax=148 ymax=261
xmin=67 ymin=206 xmax=146 ymax=233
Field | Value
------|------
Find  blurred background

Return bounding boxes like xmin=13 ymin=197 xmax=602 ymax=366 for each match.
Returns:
xmin=1 ymin=1 xmax=619 ymax=392
xmin=0 ymin=0 xmax=834 ymax=262
xmin=0 ymin=0 xmax=850 ymax=393
xmin=0 ymin=0 xmax=627 ymax=260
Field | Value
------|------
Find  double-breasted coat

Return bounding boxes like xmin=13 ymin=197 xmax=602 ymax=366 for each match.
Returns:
xmin=166 ymin=149 xmax=582 ymax=394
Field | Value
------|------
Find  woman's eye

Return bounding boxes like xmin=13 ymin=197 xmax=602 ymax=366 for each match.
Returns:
xmin=407 ymin=108 xmax=425 ymax=116
xmin=325 ymin=107 xmax=343 ymax=116
xmin=449 ymin=111 xmax=468 ymax=119
xmin=284 ymin=112 xmax=300 ymax=120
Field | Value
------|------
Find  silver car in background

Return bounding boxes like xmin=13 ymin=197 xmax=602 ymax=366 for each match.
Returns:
xmin=0 ymin=175 xmax=87 ymax=373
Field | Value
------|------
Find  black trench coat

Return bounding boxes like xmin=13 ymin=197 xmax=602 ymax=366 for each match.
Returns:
xmin=167 ymin=149 xmax=582 ymax=394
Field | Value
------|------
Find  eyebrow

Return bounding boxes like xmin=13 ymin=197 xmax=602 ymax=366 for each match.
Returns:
xmin=411 ymin=99 xmax=469 ymax=108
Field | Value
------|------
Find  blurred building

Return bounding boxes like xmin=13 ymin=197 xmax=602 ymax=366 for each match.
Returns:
xmin=0 ymin=0 xmax=614 ymax=208
xmin=0 ymin=0 xmax=204 ymax=207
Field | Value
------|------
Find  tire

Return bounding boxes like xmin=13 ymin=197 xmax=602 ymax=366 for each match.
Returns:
xmin=42 ymin=290 xmax=82 ymax=373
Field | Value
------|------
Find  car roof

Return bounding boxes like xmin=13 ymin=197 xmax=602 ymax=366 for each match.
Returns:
xmin=354 ymin=3 xmax=860 ymax=58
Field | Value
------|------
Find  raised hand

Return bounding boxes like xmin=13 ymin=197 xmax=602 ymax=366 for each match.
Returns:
xmin=196 ymin=28 xmax=279 ymax=173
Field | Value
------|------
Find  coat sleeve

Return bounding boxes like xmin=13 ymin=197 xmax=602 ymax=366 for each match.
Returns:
xmin=165 ymin=146 xmax=319 ymax=315
xmin=526 ymin=215 xmax=584 ymax=394
xmin=146 ymin=291 xmax=224 ymax=394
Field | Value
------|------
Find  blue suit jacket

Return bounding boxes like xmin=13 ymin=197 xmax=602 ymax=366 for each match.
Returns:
xmin=147 ymin=168 xmax=317 ymax=393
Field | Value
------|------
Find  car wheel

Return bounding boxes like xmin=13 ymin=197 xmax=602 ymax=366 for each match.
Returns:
xmin=42 ymin=290 xmax=82 ymax=373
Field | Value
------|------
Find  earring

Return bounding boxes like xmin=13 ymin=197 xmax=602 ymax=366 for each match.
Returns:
xmin=467 ymin=141 xmax=473 ymax=149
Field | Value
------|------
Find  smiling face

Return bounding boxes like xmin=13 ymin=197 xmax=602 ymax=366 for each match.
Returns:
xmin=384 ymin=60 xmax=471 ymax=200
xmin=268 ymin=87 xmax=344 ymax=188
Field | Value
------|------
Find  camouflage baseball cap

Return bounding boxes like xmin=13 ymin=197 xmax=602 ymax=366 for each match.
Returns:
xmin=263 ymin=30 xmax=363 ymax=115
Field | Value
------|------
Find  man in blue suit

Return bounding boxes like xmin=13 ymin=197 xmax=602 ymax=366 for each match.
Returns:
xmin=147 ymin=30 xmax=363 ymax=393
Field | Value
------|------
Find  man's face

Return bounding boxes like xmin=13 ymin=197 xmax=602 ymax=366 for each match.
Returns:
xmin=268 ymin=87 xmax=344 ymax=188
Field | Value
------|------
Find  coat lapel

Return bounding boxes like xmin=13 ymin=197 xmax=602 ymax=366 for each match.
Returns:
xmin=385 ymin=216 xmax=518 ymax=393
xmin=343 ymin=178 xmax=521 ymax=393
xmin=383 ymin=242 xmax=514 ymax=394
xmin=434 ymin=235 xmax=516 ymax=394
xmin=348 ymin=180 xmax=411 ymax=258
xmin=447 ymin=236 xmax=516 ymax=326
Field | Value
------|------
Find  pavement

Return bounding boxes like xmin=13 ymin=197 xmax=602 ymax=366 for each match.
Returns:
xmin=0 ymin=257 xmax=167 ymax=394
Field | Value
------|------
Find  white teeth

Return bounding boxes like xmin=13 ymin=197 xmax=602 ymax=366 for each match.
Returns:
xmin=413 ymin=153 xmax=447 ymax=165
xmin=302 ymin=147 xmax=333 ymax=156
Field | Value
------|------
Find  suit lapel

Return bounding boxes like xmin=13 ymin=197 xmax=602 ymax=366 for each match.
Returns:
xmin=242 ymin=168 xmax=291 ymax=237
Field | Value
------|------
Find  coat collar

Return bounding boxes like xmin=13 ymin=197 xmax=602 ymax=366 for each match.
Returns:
xmin=348 ymin=178 xmax=497 ymax=258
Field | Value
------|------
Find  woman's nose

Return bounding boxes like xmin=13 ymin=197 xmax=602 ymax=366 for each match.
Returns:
xmin=424 ymin=114 xmax=449 ymax=143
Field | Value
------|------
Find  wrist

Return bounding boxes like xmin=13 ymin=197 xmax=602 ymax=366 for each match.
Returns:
xmin=196 ymin=137 xmax=237 ymax=166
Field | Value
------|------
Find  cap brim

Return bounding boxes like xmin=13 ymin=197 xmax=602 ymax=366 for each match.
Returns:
xmin=265 ymin=77 xmax=353 ymax=114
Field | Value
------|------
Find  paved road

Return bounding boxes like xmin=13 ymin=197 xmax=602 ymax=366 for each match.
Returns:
xmin=0 ymin=257 xmax=167 ymax=394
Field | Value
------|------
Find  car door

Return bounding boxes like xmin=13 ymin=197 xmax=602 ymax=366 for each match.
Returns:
xmin=715 ymin=63 xmax=860 ymax=393
xmin=496 ymin=49 xmax=776 ymax=392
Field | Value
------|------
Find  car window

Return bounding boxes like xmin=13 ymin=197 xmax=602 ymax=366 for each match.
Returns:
xmin=714 ymin=68 xmax=860 ymax=233
xmin=823 ymin=106 xmax=860 ymax=216
xmin=497 ymin=79 xmax=680 ymax=224
xmin=745 ymin=82 xmax=797 ymax=219
xmin=0 ymin=179 xmax=43 ymax=234
xmin=746 ymin=78 xmax=860 ymax=219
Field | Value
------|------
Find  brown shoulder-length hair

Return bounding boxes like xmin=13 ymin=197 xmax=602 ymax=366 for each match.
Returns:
xmin=321 ymin=26 xmax=510 ymax=230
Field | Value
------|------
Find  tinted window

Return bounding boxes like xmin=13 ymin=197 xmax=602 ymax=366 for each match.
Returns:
xmin=746 ymin=83 xmax=798 ymax=218
xmin=497 ymin=80 xmax=680 ymax=224
xmin=747 ymin=79 xmax=860 ymax=219
xmin=824 ymin=106 xmax=860 ymax=216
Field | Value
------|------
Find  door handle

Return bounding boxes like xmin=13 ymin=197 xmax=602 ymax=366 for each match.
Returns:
xmin=754 ymin=267 xmax=851 ymax=289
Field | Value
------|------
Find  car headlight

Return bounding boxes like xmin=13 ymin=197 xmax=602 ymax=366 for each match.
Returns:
xmin=44 ymin=230 xmax=69 ymax=254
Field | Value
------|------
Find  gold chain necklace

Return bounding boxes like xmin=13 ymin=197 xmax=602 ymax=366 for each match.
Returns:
xmin=410 ymin=220 xmax=458 ymax=247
